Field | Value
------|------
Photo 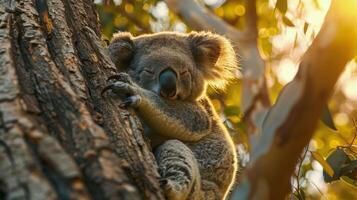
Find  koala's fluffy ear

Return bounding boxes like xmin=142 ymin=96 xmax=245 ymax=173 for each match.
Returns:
xmin=108 ymin=32 xmax=135 ymax=70
xmin=188 ymin=32 xmax=238 ymax=89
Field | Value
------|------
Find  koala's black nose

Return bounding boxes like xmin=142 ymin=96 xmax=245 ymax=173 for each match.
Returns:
xmin=159 ymin=68 xmax=177 ymax=99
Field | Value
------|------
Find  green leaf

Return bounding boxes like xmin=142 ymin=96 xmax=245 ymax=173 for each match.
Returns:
xmin=292 ymin=194 xmax=299 ymax=200
xmin=341 ymin=176 xmax=357 ymax=188
xmin=276 ymin=0 xmax=288 ymax=14
xmin=282 ymin=16 xmax=294 ymax=27
xmin=298 ymin=189 xmax=305 ymax=200
xmin=341 ymin=160 xmax=357 ymax=176
xmin=312 ymin=151 xmax=334 ymax=177
xmin=312 ymin=0 xmax=321 ymax=10
xmin=224 ymin=106 xmax=240 ymax=116
xmin=320 ymin=105 xmax=337 ymax=131
xmin=258 ymin=37 xmax=273 ymax=59
xmin=303 ymin=22 xmax=309 ymax=34
xmin=293 ymin=33 xmax=298 ymax=48
xmin=293 ymin=189 xmax=306 ymax=200
xmin=323 ymin=148 xmax=349 ymax=182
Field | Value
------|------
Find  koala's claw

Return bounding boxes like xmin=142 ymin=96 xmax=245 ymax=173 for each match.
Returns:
xmin=119 ymin=95 xmax=141 ymax=108
xmin=101 ymin=81 xmax=135 ymax=96
xmin=101 ymin=84 xmax=114 ymax=96
xmin=106 ymin=73 xmax=132 ymax=84
xmin=159 ymin=179 xmax=168 ymax=187
xmin=160 ymin=179 xmax=187 ymax=200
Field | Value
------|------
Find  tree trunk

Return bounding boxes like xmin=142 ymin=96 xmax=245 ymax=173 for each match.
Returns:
xmin=0 ymin=0 xmax=163 ymax=199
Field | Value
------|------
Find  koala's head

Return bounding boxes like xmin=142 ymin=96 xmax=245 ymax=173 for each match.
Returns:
xmin=108 ymin=31 xmax=238 ymax=101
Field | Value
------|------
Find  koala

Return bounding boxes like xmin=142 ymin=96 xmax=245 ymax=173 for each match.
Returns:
xmin=103 ymin=31 xmax=238 ymax=200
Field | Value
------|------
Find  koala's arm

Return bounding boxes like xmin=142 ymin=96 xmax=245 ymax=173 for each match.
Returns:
xmin=137 ymin=90 xmax=212 ymax=142
xmin=102 ymin=73 xmax=212 ymax=142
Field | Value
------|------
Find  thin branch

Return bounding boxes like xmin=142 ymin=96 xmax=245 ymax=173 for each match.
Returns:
xmin=309 ymin=181 xmax=324 ymax=197
xmin=296 ymin=147 xmax=309 ymax=193
xmin=349 ymin=117 xmax=357 ymax=146
xmin=244 ymin=0 xmax=258 ymax=42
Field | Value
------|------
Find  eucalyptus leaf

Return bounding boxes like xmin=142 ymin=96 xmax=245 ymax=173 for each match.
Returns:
xmin=312 ymin=151 xmax=334 ymax=177
xmin=321 ymin=104 xmax=337 ymax=131
xmin=341 ymin=176 xmax=357 ymax=188
xmin=297 ymin=189 xmax=305 ymax=200
xmin=312 ymin=0 xmax=321 ymax=10
xmin=340 ymin=160 xmax=357 ymax=176
xmin=282 ymin=16 xmax=294 ymax=27
xmin=276 ymin=0 xmax=288 ymax=14
xmin=323 ymin=148 xmax=349 ymax=183
xmin=224 ymin=106 xmax=240 ymax=116
xmin=303 ymin=22 xmax=309 ymax=34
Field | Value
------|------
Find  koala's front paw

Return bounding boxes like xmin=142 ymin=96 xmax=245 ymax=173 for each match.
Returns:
xmin=160 ymin=178 xmax=188 ymax=200
xmin=107 ymin=73 xmax=133 ymax=84
xmin=101 ymin=73 xmax=141 ymax=108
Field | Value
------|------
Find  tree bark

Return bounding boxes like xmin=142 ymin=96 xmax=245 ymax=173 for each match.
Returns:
xmin=0 ymin=0 xmax=163 ymax=199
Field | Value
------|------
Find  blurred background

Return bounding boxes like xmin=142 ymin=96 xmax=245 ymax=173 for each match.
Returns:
xmin=94 ymin=0 xmax=357 ymax=199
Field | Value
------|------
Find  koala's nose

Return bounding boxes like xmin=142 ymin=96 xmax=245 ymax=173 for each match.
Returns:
xmin=159 ymin=68 xmax=177 ymax=99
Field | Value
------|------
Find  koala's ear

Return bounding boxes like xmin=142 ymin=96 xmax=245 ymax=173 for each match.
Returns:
xmin=108 ymin=32 xmax=135 ymax=70
xmin=188 ymin=32 xmax=238 ymax=89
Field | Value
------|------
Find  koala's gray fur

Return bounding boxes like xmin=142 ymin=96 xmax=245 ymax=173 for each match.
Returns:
xmin=105 ymin=31 xmax=238 ymax=200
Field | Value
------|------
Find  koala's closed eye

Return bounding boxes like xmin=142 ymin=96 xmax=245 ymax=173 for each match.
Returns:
xmin=143 ymin=69 xmax=154 ymax=75
xmin=180 ymin=70 xmax=189 ymax=76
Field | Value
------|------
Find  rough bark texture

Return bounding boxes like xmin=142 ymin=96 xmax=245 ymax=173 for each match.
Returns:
xmin=0 ymin=0 xmax=163 ymax=199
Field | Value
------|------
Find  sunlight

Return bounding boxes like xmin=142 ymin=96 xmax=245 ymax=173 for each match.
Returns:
xmin=151 ymin=2 xmax=169 ymax=19
xmin=275 ymin=58 xmax=298 ymax=84
xmin=268 ymin=0 xmax=331 ymax=84
xmin=113 ymin=0 xmax=122 ymax=6
xmin=338 ymin=61 xmax=357 ymax=100
xmin=342 ymin=77 xmax=357 ymax=101
xmin=172 ymin=22 xmax=187 ymax=32
xmin=307 ymin=161 xmax=327 ymax=193
xmin=203 ymin=0 xmax=226 ymax=8
xmin=334 ymin=112 xmax=349 ymax=126
xmin=304 ymin=0 xmax=331 ymax=27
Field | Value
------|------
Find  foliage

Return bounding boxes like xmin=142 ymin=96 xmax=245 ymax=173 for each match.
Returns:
xmin=95 ymin=0 xmax=357 ymax=199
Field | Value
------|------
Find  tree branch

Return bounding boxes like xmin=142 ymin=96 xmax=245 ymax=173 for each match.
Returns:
xmin=230 ymin=0 xmax=357 ymax=199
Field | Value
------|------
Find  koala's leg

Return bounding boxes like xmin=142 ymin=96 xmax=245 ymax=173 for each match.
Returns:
xmin=155 ymin=140 xmax=202 ymax=200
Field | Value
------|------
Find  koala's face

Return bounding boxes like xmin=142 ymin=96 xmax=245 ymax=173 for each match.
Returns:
xmin=108 ymin=32 xmax=237 ymax=101
xmin=130 ymin=46 xmax=200 ymax=100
